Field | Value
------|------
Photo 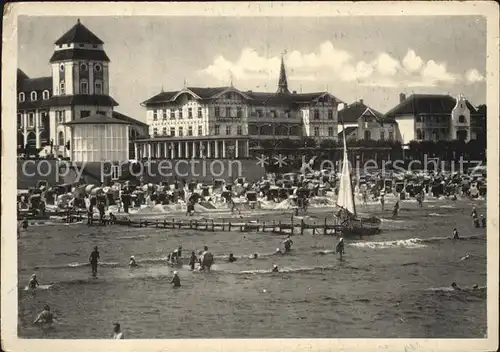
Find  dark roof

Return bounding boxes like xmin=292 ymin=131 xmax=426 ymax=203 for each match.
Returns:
xmin=17 ymin=69 xmax=29 ymax=82
xmin=64 ymin=114 xmax=130 ymax=126
xmin=41 ymin=94 xmax=118 ymax=108
xmin=246 ymin=92 xmax=297 ymax=106
xmin=55 ymin=19 xmax=104 ymax=45
xmin=141 ymin=91 xmax=181 ymax=106
xmin=18 ymin=77 xmax=52 ymax=92
xmin=338 ymin=126 xmax=357 ymax=139
xmin=112 ymin=111 xmax=148 ymax=127
xmin=50 ymin=49 xmax=110 ymax=63
xmin=339 ymin=101 xmax=384 ymax=124
xmin=187 ymin=87 xmax=229 ymax=99
xmin=385 ymin=94 xmax=477 ymax=117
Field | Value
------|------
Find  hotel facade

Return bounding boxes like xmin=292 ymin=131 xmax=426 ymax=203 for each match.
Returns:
xmin=134 ymin=59 xmax=342 ymax=159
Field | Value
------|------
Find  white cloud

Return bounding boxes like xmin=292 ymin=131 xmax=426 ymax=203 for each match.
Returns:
xmin=465 ymin=68 xmax=485 ymax=83
xmin=201 ymin=44 xmax=480 ymax=88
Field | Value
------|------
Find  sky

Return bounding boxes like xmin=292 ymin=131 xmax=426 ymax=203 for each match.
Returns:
xmin=18 ymin=16 xmax=486 ymax=122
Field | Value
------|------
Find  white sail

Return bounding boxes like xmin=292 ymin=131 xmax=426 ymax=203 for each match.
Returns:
xmin=336 ymin=135 xmax=356 ymax=216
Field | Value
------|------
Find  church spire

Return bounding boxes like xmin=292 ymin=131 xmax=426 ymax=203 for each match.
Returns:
xmin=277 ymin=55 xmax=290 ymax=94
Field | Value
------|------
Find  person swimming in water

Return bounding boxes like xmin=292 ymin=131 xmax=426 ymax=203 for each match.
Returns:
xmin=460 ymin=253 xmax=471 ymax=261
xmin=33 ymin=305 xmax=55 ymax=325
xmin=282 ymin=235 xmax=293 ymax=253
xmin=274 ymin=248 xmax=284 ymax=255
xmin=189 ymin=251 xmax=197 ymax=270
xmin=228 ymin=253 xmax=237 ymax=262
xmin=453 ymin=228 xmax=460 ymax=240
xmin=28 ymin=274 xmax=39 ymax=289
xmin=171 ymin=271 xmax=181 ymax=287
xmin=89 ymin=246 xmax=100 ymax=277
xmin=249 ymin=253 xmax=259 ymax=259
xmin=451 ymin=282 xmax=462 ymax=291
xmin=129 ymin=256 xmax=138 ymax=267
xmin=272 ymin=264 xmax=279 ymax=273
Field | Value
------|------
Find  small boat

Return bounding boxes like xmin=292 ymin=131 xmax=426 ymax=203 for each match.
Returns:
xmin=335 ymin=127 xmax=381 ymax=237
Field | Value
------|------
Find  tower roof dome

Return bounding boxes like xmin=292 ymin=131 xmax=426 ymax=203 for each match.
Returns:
xmin=55 ymin=18 xmax=104 ymax=45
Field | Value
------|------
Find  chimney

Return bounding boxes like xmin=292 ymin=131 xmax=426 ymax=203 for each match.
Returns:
xmin=359 ymin=99 xmax=364 ymax=105
xmin=292 ymin=90 xmax=297 ymax=94
xmin=399 ymin=93 xmax=406 ymax=103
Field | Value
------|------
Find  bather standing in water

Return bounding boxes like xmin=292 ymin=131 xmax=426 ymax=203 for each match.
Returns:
xmin=336 ymin=238 xmax=345 ymax=259
xmin=89 ymin=246 xmax=100 ymax=277
xmin=189 ymin=251 xmax=197 ymax=270
xmin=129 ymin=256 xmax=138 ymax=267
xmin=171 ymin=271 xmax=181 ymax=287
xmin=453 ymin=228 xmax=460 ymax=240
xmin=228 ymin=253 xmax=237 ymax=262
xmin=272 ymin=264 xmax=279 ymax=273
xmin=28 ymin=274 xmax=39 ymax=289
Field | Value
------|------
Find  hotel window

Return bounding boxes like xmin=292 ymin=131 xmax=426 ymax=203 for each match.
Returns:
xmin=17 ymin=113 xmax=23 ymax=129
xmin=364 ymin=130 xmax=372 ymax=140
xmin=256 ymin=109 xmax=263 ymax=118
xmin=58 ymin=131 xmax=64 ymax=146
xmin=153 ymin=128 xmax=158 ymax=136
xmin=214 ymin=125 xmax=220 ymax=135
xmin=178 ymin=109 xmax=183 ymax=119
xmin=285 ymin=111 xmax=291 ymax=118
xmin=416 ymin=115 xmax=422 ymax=122
xmin=215 ymin=106 xmax=220 ymax=117
xmin=178 ymin=127 xmax=183 ymax=136
xmin=198 ymin=126 xmax=203 ymax=136
xmin=188 ymin=108 xmax=193 ymax=119
xmin=458 ymin=115 xmax=466 ymax=123
xmin=80 ymin=81 xmax=89 ymax=94
xmin=389 ymin=132 xmax=394 ymax=141
xmin=42 ymin=90 xmax=50 ymax=100
xmin=225 ymin=107 xmax=231 ymax=118
xmin=236 ymin=107 xmax=242 ymax=118
xmin=328 ymin=127 xmax=334 ymax=136
xmin=95 ymin=81 xmax=103 ymax=95
xmin=237 ymin=126 xmax=243 ymax=135
xmin=162 ymin=127 xmax=167 ymax=135
xmin=170 ymin=110 xmax=175 ymax=119
xmin=188 ymin=126 xmax=193 ymax=136
xmin=30 ymin=91 xmax=37 ymax=101
xmin=18 ymin=92 xmax=25 ymax=102
xmin=314 ymin=109 xmax=320 ymax=120
xmin=97 ymin=111 xmax=106 ymax=115
xmin=170 ymin=127 xmax=175 ymax=136
xmin=60 ymin=82 xmax=65 ymax=95
xmin=153 ymin=110 xmax=158 ymax=121
xmin=380 ymin=130 xmax=385 ymax=140
xmin=198 ymin=107 xmax=202 ymax=118
xmin=328 ymin=109 xmax=333 ymax=120
xmin=314 ymin=127 xmax=319 ymax=137
xmin=28 ymin=112 xmax=35 ymax=127
xmin=271 ymin=110 xmax=276 ymax=118
xmin=80 ymin=63 xmax=88 ymax=71
xmin=226 ymin=126 xmax=232 ymax=135
xmin=80 ymin=110 xmax=91 ymax=119
xmin=162 ymin=109 xmax=167 ymax=120
xmin=111 ymin=165 xmax=120 ymax=180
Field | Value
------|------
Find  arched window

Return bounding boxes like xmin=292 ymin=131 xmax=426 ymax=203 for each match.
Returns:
xmin=19 ymin=92 xmax=25 ymax=102
xmin=30 ymin=91 xmax=37 ymax=101
xmin=416 ymin=129 xmax=422 ymax=140
xmin=458 ymin=115 xmax=466 ymax=123
xmin=94 ymin=80 xmax=103 ymax=95
xmin=58 ymin=131 xmax=64 ymax=146
xmin=42 ymin=90 xmax=50 ymax=100
xmin=364 ymin=130 xmax=371 ymax=140
xmin=80 ymin=80 xmax=89 ymax=94
xmin=94 ymin=64 xmax=102 ymax=72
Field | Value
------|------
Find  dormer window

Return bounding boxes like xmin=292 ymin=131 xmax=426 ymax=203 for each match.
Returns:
xmin=42 ymin=90 xmax=50 ymax=100
xmin=94 ymin=64 xmax=102 ymax=72
xmin=59 ymin=64 xmax=65 ymax=72
xmin=30 ymin=91 xmax=37 ymax=101
xmin=80 ymin=63 xmax=88 ymax=71
xmin=458 ymin=115 xmax=466 ymax=123
xmin=18 ymin=92 xmax=25 ymax=102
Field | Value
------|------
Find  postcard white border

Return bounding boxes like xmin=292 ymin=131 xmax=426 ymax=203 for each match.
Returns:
xmin=2 ymin=2 xmax=498 ymax=351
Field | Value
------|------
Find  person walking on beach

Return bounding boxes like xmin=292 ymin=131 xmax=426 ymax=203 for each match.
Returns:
xmin=453 ymin=228 xmax=460 ymax=240
xmin=189 ymin=251 xmax=197 ymax=270
xmin=89 ymin=246 xmax=100 ymax=277
xmin=112 ymin=323 xmax=124 ymax=339
xmin=336 ymin=238 xmax=345 ymax=259
xmin=392 ymin=201 xmax=400 ymax=217
xmin=380 ymin=193 xmax=385 ymax=211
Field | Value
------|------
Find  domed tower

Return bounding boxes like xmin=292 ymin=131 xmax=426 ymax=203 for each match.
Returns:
xmin=49 ymin=19 xmax=118 ymax=156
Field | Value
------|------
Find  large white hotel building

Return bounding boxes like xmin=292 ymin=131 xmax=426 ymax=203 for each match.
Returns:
xmin=134 ymin=59 xmax=342 ymax=159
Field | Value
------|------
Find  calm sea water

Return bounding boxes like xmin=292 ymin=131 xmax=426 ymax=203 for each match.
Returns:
xmin=18 ymin=198 xmax=487 ymax=339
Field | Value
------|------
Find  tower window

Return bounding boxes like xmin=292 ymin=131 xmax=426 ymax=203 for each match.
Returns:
xmin=94 ymin=64 xmax=102 ymax=72
xmin=18 ymin=92 xmax=25 ymax=102
xmin=458 ymin=115 xmax=466 ymax=123
xmin=60 ymin=82 xmax=65 ymax=95
xmin=80 ymin=81 xmax=89 ymax=94
xmin=80 ymin=63 xmax=88 ymax=71
xmin=30 ymin=91 xmax=37 ymax=101
xmin=59 ymin=64 xmax=65 ymax=72
xmin=95 ymin=81 xmax=102 ymax=95
xmin=42 ymin=90 xmax=50 ymax=100
xmin=58 ymin=131 xmax=64 ymax=146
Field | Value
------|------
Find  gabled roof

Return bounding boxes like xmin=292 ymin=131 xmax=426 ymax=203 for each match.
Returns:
xmin=17 ymin=69 xmax=29 ymax=82
xmin=50 ymin=49 xmax=110 ymax=63
xmin=338 ymin=126 xmax=358 ymax=139
xmin=187 ymin=87 xmax=229 ymax=99
xmin=41 ymin=95 xmax=119 ymax=108
xmin=385 ymin=94 xmax=477 ymax=117
xmin=55 ymin=19 xmax=104 ymax=45
xmin=339 ymin=101 xmax=384 ymax=124
xmin=112 ymin=111 xmax=148 ymax=127
xmin=18 ymin=77 xmax=52 ymax=92
xmin=64 ymin=114 xmax=130 ymax=125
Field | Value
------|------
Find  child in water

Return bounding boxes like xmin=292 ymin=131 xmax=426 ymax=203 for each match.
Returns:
xmin=189 ymin=251 xmax=197 ymax=270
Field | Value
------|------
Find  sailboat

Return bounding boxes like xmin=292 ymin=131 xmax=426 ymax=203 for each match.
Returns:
xmin=335 ymin=128 xmax=381 ymax=237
